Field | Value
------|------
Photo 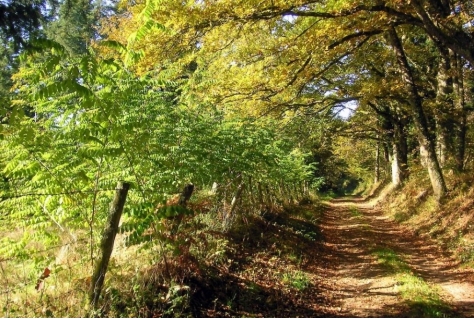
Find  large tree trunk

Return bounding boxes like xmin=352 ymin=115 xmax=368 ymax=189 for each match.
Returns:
xmin=395 ymin=121 xmax=409 ymax=181
xmin=374 ymin=138 xmax=380 ymax=184
xmin=452 ymin=52 xmax=467 ymax=171
xmin=435 ymin=48 xmax=453 ymax=167
xmin=388 ymin=26 xmax=447 ymax=201
xmin=391 ymin=142 xmax=401 ymax=187
xmin=390 ymin=122 xmax=409 ymax=187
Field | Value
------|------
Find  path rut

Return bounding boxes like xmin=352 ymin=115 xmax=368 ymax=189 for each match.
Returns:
xmin=317 ymin=197 xmax=474 ymax=317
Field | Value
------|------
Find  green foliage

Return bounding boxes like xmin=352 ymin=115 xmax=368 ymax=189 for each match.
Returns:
xmin=281 ymin=270 xmax=310 ymax=291
xmin=373 ymin=247 xmax=411 ymax=274
xmin=1 ymin=39 xmax=315 ymax=264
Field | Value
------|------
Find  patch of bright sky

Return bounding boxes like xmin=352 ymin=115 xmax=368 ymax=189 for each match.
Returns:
xmin=333 ymin=100 xmax=358 ymax=120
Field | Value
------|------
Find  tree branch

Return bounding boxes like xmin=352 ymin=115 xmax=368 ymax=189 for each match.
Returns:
xmin=284 ymin=4 xmax=422 ymax=25
xmin=328 ymin=30 xmax=384 ymax=50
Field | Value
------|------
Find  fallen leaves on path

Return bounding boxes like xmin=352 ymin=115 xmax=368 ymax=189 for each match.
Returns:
xmin=159 ymin=199 xmax=474 ymax=317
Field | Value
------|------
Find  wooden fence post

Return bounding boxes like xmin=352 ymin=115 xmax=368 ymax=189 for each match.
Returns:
xmin=170 ymin=183 xmax=195 ymax=234
xmin=223 ymin=176 xmax=245 ymax=228
xmin=211 ymin=182 xmax=219 ymax=194
xmin=89 ymin=181 xmax=130 ymax=311
xmin=257 ymin=182 xmax=264 ymax=208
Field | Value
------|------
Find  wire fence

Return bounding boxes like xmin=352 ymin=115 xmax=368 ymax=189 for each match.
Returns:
xmin=0 ymin=189 xmax=117 ymax=200
xmin=0 ymin=178 xmax=164 ymax=317
xmin=0 ymin=176 xmax=305 ymax=317
xmin=0 ymin=185 xmax=185 ymax=201
xmin=0 ymin=184 xmax=125 ymax=317
xmin=0 ymin=243 xmax=95 ymax=317
xmin=0 ymin=232 xmax=146 ymax=318
xmin=0 ymin=260 xmax=85 ymax=295
xmin=0 ymin=238 xmax=89 ymax=263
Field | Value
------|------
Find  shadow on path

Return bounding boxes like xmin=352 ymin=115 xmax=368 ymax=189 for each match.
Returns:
xmin=319 ymin=197 xmax=474 ymax=317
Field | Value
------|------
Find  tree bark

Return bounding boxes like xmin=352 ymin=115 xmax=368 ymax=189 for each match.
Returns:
xmin=211 ymin=182 xmax=219 ymax=194
xmin=435 ymin=48 xmax=453 ymax=167
xmin=391 ymin=142 xmax=401 ymax=187
xmin=395 ymin=121 xmax=409 ymax=181
xmin=388 ymin=26 xmax=447 ymax=201
xmin=374 ymin=138 xmax=380 ymax=184
xmin=382 ymin=113 xmax=408 ymax=186
xmin=452 ymin=52 xmax=467 ymax=171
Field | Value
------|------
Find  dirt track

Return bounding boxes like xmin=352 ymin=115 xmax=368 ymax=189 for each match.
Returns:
xmin=318 ymin=197 xmax=474 ymax=317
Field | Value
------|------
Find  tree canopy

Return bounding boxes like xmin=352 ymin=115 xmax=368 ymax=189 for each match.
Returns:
xmin=1 ymin=0 xmax=474 ymax=315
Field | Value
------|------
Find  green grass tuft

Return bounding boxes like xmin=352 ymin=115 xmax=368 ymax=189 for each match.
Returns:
xmin=349 ymin=206 xmax=363 ymax=218
xmin=281 ymin=270 xmax=310 ymax=291
xmin=372 ymin=247 xmax=452 ymax=317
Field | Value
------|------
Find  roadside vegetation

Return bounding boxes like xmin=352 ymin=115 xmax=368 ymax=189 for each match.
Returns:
xmin=1 ymin=0 xmax=474 ymax=317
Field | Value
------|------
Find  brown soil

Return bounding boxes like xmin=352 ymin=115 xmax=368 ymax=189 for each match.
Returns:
xmin=195 ymin=198 xmax=474 ymax=317
xmin=319 ymin=197 xmax=474 ymax=317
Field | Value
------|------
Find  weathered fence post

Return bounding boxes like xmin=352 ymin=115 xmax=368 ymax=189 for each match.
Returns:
xmin=89 ymin=181 xmax=130 ymax=311
xmin=257 ymin=182 xmax=264 ymax=209
xmin=247 ymin=175 xmax=256 ymax=206
xmin=211 ymin=182 xmax=219 ymax=194
xmin=170 ymin=183 xmax=195 ymax=234
xmin=223 ymin=176 xmax=245 ymax=228
xmin=178 ymin=183 xmax=194 ymax=206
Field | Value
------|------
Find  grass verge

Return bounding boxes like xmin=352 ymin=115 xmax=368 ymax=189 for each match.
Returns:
xmin=372 ymin=247 xmax=453 ymax=318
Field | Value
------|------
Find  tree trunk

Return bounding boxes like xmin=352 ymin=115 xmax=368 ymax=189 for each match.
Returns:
xmin=395 ymin=121 xmax=409 ymax=181
xmin=410 ymin=0 xmax=474 ymax=66
xmin=374 ymin=138 xmax=380 ymax=184
xmin=174 ymin=183 xmax=194 ymax=230
xmin=385 ymin=117 xmax=408 ymax=187
xmin=391 ymin=122 xmax=409 ymax=187
xmin=391 ymin=142 xmax=401 ymax=187
xmin=435 ymin=49 xmax=453 ymax=167
xmin=388 ymin=26 xmax=447 ymax=201
xmin=452 ymin=52 xmax=467 ymax=171
xmin=230 ymin=183 xmax=244 ymax=215
xmin=178 ymin=183 xmax=194 ymax=206
xmin=383 ymin=143 xmax=390 ymax=163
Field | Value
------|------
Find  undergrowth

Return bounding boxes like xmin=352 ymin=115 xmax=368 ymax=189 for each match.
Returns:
xmin=1 ymin=191 xmax=325 ymax=317
xmin=379 ymin=166 xmax=474 ymax=266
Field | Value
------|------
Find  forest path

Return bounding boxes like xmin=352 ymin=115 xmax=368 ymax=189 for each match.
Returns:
xmin=319 ymin=197 xmax=474 ymax=317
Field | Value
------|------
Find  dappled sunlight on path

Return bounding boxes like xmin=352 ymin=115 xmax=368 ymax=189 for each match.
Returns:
xmin=318 ymin=196 xmax=474 ymax=317
xmin=317 ymin=200 xmax=403 ymax=317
